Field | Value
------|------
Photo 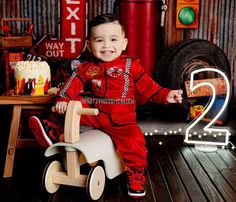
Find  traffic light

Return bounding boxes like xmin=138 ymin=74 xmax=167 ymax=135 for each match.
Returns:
xmin=176 ymin=0 xmax=199 ymax=28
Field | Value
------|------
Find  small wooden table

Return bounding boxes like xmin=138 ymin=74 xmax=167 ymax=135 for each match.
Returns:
xmin=0 ymin=95 xmax=55 ymax=178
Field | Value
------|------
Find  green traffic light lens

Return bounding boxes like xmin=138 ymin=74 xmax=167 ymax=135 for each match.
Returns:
xmin=178 ymin=6 xmax=196 ymax=25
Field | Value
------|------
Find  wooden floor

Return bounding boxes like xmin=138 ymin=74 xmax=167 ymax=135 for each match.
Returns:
xmin=146 ymin=136 xmax=236 ymax=202
xmin=1 ymin=135 xmax=236 ymax=202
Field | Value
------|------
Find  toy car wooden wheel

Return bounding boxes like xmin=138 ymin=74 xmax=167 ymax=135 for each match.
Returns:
xmin=86 ymin=165 xmax=106 ymax=200
xmin=43 ymin=160 xmax=63 ymax=193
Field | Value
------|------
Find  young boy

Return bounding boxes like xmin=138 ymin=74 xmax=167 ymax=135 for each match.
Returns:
xmin=29 ymin=13 xmax=182 ymax=198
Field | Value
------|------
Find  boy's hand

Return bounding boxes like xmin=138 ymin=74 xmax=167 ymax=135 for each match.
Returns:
xmin=54 ymin=101 xmax=68 ymax=114
xmin=166 ymin=90 xmax=183 ymax=104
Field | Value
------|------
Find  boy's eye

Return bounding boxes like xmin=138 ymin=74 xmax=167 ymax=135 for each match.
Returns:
xmin=95 ymin=39 xmax=103 ymax=42
xmin=111 ymin=38 xmax=118 ymax=42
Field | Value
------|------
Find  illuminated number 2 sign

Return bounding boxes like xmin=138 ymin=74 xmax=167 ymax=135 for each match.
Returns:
xmin=37 ymin=0 xmax=86 ymax=59
xmin=185 ymin=68 xmax=231 ymax=146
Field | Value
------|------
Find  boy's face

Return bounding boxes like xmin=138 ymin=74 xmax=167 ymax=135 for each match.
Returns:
xmin=86 ymin=21 xmax=128 ymax=62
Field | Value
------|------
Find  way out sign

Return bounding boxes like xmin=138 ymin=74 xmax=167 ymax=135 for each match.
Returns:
xmin=38 ymin=0 xmax=86 ymax=59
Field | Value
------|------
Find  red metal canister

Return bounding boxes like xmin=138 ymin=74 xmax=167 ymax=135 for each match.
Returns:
xmin=119 ymin=0 xmax=160 ymax=77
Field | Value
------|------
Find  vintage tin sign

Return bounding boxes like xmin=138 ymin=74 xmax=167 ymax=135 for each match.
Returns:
xmin=185 ymin=77 xmax=227 ymax=98
xmin=37 ymin=0 xmax=86 ymax=59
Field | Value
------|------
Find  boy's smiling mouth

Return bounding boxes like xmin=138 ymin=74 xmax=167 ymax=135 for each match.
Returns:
xmin=101 ymin=50 xmax=114 ymax=55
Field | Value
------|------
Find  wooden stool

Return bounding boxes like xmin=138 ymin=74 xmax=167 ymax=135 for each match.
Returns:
xmin=0 ymin=95 xmax=55 ymax=178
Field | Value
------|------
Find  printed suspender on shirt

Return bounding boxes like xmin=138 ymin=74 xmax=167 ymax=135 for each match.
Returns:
xmin=59 ymin=71 xmax=77 ymax=98
xmin=121 ymin=58 xmax=131 ymax=98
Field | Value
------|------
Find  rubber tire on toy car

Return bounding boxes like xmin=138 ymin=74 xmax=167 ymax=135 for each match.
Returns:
xmin=86 ymin=165 xmax=106 ymax=201
xmin=43 ymin=160 xmax=63 ymax=193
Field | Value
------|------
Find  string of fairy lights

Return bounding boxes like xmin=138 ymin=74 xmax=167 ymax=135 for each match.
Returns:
xmin=144 ymin=127 xmax=236 ymax=150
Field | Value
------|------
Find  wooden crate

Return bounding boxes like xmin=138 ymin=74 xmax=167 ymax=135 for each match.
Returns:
xmin=0 ymin=36 xmax=32 ymax=47
xmin=0 ymin=18 xmax=33 ymax=47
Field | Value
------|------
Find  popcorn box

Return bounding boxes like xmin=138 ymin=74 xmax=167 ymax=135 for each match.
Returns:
xmin=9 ymin=52 xmax=23 ymax=71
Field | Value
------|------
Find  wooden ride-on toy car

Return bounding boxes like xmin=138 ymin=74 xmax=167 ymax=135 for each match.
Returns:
xmin=43 ymin=101 xmax=126 ymax=200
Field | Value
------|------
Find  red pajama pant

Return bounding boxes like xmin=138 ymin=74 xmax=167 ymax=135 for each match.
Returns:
xmin=80 ymin=101 xmax=147 ymax=170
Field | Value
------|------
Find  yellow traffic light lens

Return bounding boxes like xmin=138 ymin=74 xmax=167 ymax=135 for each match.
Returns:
xmin=178 ymin=6 xmax=196 ymax=25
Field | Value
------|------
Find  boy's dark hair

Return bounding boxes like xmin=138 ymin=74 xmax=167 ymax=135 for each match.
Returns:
xmin=87 ymin=13 xmax=125 ymax=39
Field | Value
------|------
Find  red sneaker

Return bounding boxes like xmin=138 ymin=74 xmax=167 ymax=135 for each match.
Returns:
xmin=28 ymin=116 xmax=61 ymax=148
xmin=127 ymin=168 xmax=146 ymax=198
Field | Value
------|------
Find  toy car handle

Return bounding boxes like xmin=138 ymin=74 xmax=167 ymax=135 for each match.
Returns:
xmin=77 ymin=107 xmax=99 ymax=115
xmin=51 ymin=106 xmax=98 ymax=116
